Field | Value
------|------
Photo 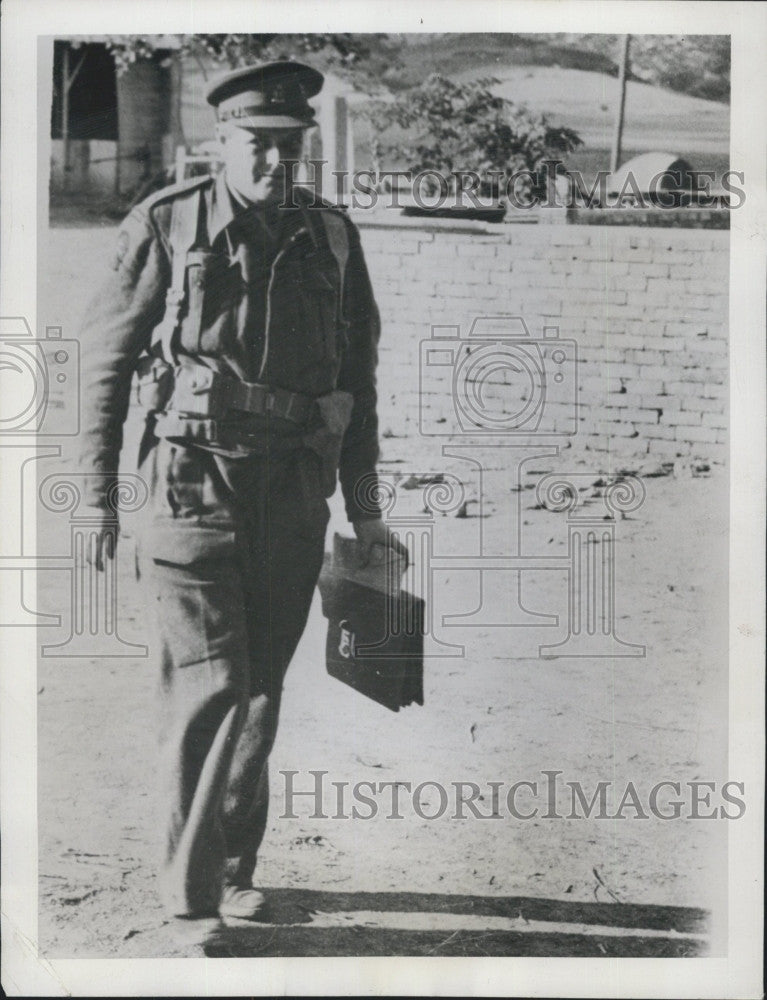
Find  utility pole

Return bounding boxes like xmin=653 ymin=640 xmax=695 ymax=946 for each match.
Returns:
xmin=610 ymin=34 xmax=631 ymax=174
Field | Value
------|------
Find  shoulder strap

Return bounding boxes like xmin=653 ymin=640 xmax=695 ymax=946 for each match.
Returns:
xmin=150 ymin=186 xmax=205 ymax=363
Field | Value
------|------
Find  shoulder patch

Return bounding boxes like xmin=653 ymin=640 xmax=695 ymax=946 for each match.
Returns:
xmin=111 ymin=229 xmax=131 ymax=271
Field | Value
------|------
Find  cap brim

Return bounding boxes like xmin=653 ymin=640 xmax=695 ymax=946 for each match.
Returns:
xmin=225 ymin=114 xmax=317 ymax=130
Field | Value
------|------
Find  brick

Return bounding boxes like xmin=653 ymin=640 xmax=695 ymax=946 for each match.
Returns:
xmin=561 ymin=316 xmax=588 ymax=333
xmin=373 ymin=251 xmax=415 ymax=267
xmin=686 ymin=339 xmax=728 ymax=355
xmin=578 ymin=375 xmax=613 ymax=394
xmin=685 ymin=278 xmax=727 ymax=296
xmin=667 ymin=308 xmax=724 ymax=324
xmin=604 ymin=334 xmax=645 ymax=350
xmin=436 ymin=286 xmax=488 ymax=303
xmin=422 ymin=244 xmax=459 ymax=259
xmin=635 ymin=364 xmax=668 ymax=381
xmin=593 ymin=347 xmax=639 ymax=368
xmin=628 ymin=349 xmax=666 ymax=366
xmin=702 ymin=383 xmax=728 ymax=399
xmin=621 ymin=335 xmax=681 ymax=353
xmin=644 ymin=425 xmax=677 ymax=441
xmin=642 ymin=263 xmax=672 ymax=278
xmin=632 ymin=384 xmax=667 ymax=400
xmin=682 ymin=395 xmax=726 ymax=413
xmin=600 ymin=363 xmax=642 ymax=380
xmin=625 ymin=234 xmax=652 ymax=249
xmin=617 ymin=407 xmax=661 ymax=425
xmin=395 ymin=230 xmax=432 ymax=244
xmin=456 ymin=242 xmax=500 ymax=257
xmin=645 ymin=277 xmax=677 ymax=300
xmin=702 ymin=412 xmax=727 ymax=428
xmin=565 ymin=273 xmax=614 ymax=290
xmin=649 ymin=438 xmax=688 ymax=456
xmin=549 ymin=260 xmax=576 ymax=276
xmin=667 ymin=370 xmax=709 ymax=386
xmin=679 ymin=426 xmax=719 ymax=444
xmin=549 ymin=230 xmax=591 ymax=246
xmin=561 ymin=245 xmax=612 ymax=262
xmin=609 ymin=274 xmax=647 ymax=291
xmin=661 ymin=410 xmax=701 ymax=426
xmin=698 ymin=442 xmax=728 ymax=463
xmin=520 ymin=300 xmax=563 ymax=316
xmin=648 ymin=398 xmax=681 ymax=418
xmin=656 ymin=337 xmax=686 ymax=352
xmin=607 ymin=304 xmax=653 ymax=321
xmin=507 ymin=257 xmax=551 ymax=273
xmin=580 ymin=290 xmax=630 ymax=306
xmin=664 ymin=322 xmax=710 ymax=338
xmin=587 ymin=261 xmax=630 ymax=276
xmin=620 ymin=248 xmax=654 ymax=263
xmin=607 ymin=423 xmax=642 ymax=438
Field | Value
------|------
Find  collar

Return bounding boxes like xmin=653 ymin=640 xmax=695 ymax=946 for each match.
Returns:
xmin=207 ymin=170 xmax=314 ymax=252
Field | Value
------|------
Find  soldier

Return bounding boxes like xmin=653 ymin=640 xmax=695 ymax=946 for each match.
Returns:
xmin=78 ymin=61 xmax=406 ymax=926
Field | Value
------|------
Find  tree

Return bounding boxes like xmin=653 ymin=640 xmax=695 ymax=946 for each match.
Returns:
xmin=87 ymin=34 xmax=392 ymax=86
xmin=364 ymin=74 xmax=582 ymax=200
xmin=553 ymin=33 xmax=730 ymax=103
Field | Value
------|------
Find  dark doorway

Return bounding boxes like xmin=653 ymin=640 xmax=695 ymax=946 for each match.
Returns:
xmin=51 ymin=41 xmax=118 ymax=142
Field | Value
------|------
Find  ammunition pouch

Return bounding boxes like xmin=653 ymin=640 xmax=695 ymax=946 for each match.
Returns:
xmin=135 ymin=354 xmax=175 ymax=412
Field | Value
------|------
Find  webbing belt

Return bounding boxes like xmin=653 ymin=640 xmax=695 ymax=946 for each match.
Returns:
xmin=152 ymin=412 xmax=306 ymax=452
xmin=226 ymin=380 xmax=315 ymax=423
xmin=170 ymin=362 xmax=316 ymax=425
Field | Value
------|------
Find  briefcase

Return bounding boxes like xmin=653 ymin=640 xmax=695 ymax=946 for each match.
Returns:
xmin=318 ymin=536 xmax=424 ymax=713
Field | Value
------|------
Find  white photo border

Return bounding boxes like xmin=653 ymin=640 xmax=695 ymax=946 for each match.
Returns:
xmin=1 ymin=1 xmax=764 ymax=996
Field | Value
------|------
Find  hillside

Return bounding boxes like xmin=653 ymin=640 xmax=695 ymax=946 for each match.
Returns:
xmin=366 ymin=33 xmax=729 ymax=104
xmin=347 ymin=34 xmax=729 ymax=177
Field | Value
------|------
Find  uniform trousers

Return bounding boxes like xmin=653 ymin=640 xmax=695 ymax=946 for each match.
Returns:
xmin=137 ymin=436 xmax=329 ymax=917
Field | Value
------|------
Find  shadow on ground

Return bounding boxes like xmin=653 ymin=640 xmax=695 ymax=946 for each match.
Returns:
xmin=203 ymin=888 xmax=710 ymax=957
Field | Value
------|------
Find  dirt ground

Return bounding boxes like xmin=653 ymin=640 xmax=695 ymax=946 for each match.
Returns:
xmin=34 ymin=224 xmax=729 ymax=959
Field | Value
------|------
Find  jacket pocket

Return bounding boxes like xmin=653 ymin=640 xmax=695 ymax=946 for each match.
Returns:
xmin=180 ymin=249 xmax=224 ymax=354
xmin=147 ymin=439 xmax=236 ymax=533
xmin=148 ymin=553 xmax=242 ymax=667
xmin=147 ymin=524 xmax=237 ymax=566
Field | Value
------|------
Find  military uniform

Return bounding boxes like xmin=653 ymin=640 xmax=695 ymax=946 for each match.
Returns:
xmin=78 ymin=62 xmax=383 ymax=919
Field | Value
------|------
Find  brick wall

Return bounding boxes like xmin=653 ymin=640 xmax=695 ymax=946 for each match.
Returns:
xmin=357 ymin=220 xmax=728 ymax=467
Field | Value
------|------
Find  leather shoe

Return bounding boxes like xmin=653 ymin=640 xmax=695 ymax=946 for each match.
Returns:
xmin=219 ymin=885 xmax=271 ymax=922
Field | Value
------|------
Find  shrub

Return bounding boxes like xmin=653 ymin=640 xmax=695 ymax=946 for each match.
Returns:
xmin=364 ymin=73 xmax=582 ymax=201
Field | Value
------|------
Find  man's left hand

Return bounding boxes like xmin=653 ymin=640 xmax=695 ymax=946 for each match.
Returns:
xmin=352 ymin=518 xmax=409 ymax=569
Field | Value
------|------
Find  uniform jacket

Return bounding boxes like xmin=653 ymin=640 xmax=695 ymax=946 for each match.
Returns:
xmin=78 ymin=170 xmax=382 ymax=522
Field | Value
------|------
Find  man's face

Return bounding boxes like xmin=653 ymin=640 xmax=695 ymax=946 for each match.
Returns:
xmin=216 ymin=123 xmax=305 ymax=205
